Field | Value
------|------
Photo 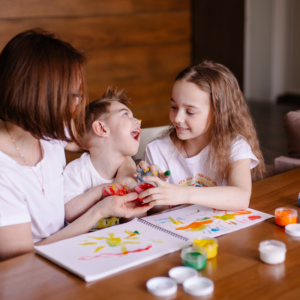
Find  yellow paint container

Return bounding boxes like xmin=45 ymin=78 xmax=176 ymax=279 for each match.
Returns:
xmin=193 ymin=237 xmax=218 ymax=259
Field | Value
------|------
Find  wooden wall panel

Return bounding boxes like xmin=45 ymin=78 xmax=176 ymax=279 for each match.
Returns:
xmin=0 ymin=0 xmax=191 ymax=147
xmin=0 ymin=0 xmax=190 ymax=18
xmin=0 ymin=12 xmax=190 ymax=51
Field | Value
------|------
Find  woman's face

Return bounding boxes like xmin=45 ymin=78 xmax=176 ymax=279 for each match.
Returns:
xmin=169 ymin=79 xmax=212 ymax=143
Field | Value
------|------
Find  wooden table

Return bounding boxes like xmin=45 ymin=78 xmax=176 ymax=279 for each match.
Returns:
xmin=1 ymin=168 xmax=300 ymax=300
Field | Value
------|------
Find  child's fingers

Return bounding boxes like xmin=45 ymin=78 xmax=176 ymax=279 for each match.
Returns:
xmin=159 ymin=170 xmax=171 ymax=181
xmin=136 ymin=160 xmax=149 ymax=172
xmin=142 ymin=175 xmax=164 ymax=187
xmin=149 ymin=165 xmax=160 ymax=177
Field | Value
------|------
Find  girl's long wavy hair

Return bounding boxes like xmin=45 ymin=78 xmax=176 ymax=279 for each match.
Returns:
xmin=165 ymin=60 xmax=267 ymax=182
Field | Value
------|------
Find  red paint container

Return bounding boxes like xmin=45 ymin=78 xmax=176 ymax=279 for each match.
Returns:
xmin=275 ymin=207 xmax=298 ymax=227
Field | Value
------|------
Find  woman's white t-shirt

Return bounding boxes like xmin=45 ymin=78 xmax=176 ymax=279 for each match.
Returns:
xmin=143 ymin=135 xmax=259 ymax=187
xmin=0 ymin=140 xmax=67 ymax=243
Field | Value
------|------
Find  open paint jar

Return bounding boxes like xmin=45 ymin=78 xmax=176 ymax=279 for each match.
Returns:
xmin=193 ymin=237 xmax=218 ymax=259
xmin=181 ymin=246 xmax=207 ymax=270
xmin=259 ymin=240 xmax=286 ymax=264
xmin=275 ymin=207 xmax=297 ymax=226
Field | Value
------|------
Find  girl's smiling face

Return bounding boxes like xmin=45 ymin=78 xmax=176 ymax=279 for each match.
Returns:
xmin=170 ymin=79 xmax=212 ymax=143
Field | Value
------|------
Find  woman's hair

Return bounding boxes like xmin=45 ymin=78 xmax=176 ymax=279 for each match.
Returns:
xmin=0 ymin=28 xmax=87 ymax=144
xmin=165 ymin=60 xmax=267 ymax=182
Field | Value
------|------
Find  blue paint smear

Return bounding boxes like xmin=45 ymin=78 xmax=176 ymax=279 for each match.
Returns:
xmin=155 ymin=218 xmax=169 ymax=221
xmin=211 ymin=227 xmax=220 ymax=232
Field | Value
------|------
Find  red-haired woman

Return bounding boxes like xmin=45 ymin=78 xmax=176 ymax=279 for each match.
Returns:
xmin=0 ymin=29 xmax=148 ymax=261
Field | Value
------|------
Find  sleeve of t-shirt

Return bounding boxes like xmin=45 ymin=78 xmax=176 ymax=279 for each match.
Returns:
xmin=0 ymin=174 xmax=31 ymax=227
xmin=230 ymin=137 xmax=259 ymax=169
xmin=63 ymin=163 xmax=87 ymax=204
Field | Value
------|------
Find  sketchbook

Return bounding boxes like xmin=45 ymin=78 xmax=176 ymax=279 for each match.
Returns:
xmin=142 ymin=205 xmax=273 ymax=239
xmin=34 ymin=218 xmax=190 ymax=282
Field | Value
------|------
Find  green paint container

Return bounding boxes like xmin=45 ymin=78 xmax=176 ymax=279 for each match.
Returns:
xmin=181 ymin=246 xmax=207 ymax=270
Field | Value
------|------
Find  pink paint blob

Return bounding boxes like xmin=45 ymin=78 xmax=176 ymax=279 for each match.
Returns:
xmin=248 ymin=216 xmax=261 ymax=221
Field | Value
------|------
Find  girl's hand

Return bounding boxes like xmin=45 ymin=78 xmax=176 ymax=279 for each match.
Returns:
xmin=95 ymin=192 xmax=151 ymax=219
xmin=137 ymin=176 xmax=186 ymax=207
xmin=135 ymin=161 xmax=170 ymax=181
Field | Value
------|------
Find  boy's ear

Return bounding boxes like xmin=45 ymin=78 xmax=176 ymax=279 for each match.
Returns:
xmin=92 ymin=120 xmax=109 ymax=137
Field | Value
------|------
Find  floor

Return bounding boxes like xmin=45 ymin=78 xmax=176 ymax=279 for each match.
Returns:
xmin=65 ymin=101 xmax=300 ymax=166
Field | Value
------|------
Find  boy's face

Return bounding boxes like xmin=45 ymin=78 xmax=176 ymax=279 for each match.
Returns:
xmin=104 ymin=102 xmax=141 ymax=156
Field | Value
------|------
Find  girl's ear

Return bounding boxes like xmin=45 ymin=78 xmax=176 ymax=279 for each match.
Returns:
xmin=92 ymin=120 xmax=109 ymax=137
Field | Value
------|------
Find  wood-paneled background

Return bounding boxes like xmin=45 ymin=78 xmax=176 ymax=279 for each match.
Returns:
xmin=0 ymin=0 xmax=191 ymax=129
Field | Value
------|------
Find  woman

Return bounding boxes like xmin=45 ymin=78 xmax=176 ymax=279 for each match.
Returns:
xmin=0 ymin=29 xmax=148 ymax=261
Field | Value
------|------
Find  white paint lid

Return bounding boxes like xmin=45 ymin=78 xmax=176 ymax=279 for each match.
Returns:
xmin=183 ymin=277 xmax=214 ymax=296
xmin=168 ymin=266 xmax=198 ymax=284
xmin=285 ymin=223 xmax=300 ymax=236
xmin=146 ymin=277 xmax=177 ymax=297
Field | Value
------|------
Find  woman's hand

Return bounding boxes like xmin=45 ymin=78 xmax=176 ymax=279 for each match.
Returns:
xmin=137 ymin=176 xmax=186 ymax=207
xmin=95 ymin=192 xmax=151 ymax=219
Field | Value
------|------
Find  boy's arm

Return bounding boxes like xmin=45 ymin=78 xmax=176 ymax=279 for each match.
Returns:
xmin=64 ymin=185 xmax=103 ymax=223
xmin=115 ymin=156 xmax=137 ymax=189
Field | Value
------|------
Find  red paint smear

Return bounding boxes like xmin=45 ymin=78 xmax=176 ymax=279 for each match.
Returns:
xmin=176 ymin=220 xmax=213 ymax=230
xmin=248 ymin=215 xmax=261 ymax=221
xmin=135 ymin=182 xmax=156 ymax=202
xmin=78 ymin=245 xmax=152 ymax=260
xmin=103 ymin=185 xmax=127 ymax=197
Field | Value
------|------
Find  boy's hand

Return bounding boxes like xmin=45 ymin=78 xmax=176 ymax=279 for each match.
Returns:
xmin=101 ymin=183 xmax=129 ymax=198
xmin=135 ymin=160 xmax=170 ymax=181
xmin=95 ymin=192 xmax=151 ymax=219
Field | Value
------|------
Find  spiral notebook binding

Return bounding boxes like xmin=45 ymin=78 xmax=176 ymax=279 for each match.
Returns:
xmin=137 ymin=218 xmax=189 ymax=242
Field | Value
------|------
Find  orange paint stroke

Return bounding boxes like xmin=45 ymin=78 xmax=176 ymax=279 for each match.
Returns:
xmin=176 ymin=220 xmax=213 ymax=231
xmin=233 ymin=211 xmax=252 ymax=216
xmin=78 ymin=245 xmax=152 ymax=260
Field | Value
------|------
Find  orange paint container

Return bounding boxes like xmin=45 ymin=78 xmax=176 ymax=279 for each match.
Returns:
xmin=275 ymin=207 xmax=298 ymax=227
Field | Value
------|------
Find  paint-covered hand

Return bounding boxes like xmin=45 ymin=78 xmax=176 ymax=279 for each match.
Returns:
xmin=135 ymin=160 xmax=170 ymax=181
xmin=95 ymin=192 xmax=151 ymax=219
xmin=101 ymin=183 xmax=129 ymax=198
xmin=137 ymin=176 xmax=185 ymax=207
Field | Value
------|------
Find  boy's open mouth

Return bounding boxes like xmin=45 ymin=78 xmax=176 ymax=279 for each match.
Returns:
xmin=131 ymin=128 xmax=141 ymax=141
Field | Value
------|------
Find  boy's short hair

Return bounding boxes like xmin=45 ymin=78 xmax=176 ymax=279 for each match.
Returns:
xmin=85 ymin=86 xmax=130 ymax=133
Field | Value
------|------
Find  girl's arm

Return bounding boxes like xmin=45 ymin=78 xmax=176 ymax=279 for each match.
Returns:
xmin=139 ymin=158 xmax=252 ymax=211
xmin=0 ymin=193 xmax=150 ymax=261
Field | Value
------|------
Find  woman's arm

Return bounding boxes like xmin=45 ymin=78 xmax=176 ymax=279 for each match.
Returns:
xmin=139 ymin=159 xmax=252 ymax=211
xmin=65 ymin=183 xmax=127 ymax=223
xmin=0 ymin=193 xmax=150 ymax=261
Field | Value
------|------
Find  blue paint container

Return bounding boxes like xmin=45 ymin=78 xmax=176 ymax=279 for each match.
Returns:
xmin=298 ymin=193 xmax=300 ymax=206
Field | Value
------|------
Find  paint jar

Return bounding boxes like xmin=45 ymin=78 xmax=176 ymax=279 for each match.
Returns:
xmin=181 ymin=246 xmax=207 ymax=270
xmin=275 ymin=207 xmax=297 ymax=227
xmin=259 ymin=240 xmax=286 ymax=264
xmin=193 ymin=237 xmax=218 ymax=259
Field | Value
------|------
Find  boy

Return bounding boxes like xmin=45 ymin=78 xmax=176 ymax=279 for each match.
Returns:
xmin=64 ymin=86 xmax=143 ymax=228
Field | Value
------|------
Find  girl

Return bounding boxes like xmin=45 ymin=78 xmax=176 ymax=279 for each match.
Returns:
xmin=0 ymin=29 xmax=149 ymax=261
xmin=137 ymin=61 xmax=266 ymax=211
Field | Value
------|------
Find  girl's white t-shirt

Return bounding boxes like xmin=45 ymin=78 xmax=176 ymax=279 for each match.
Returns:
xmin=0 ymin=140 xmax=67 ymax=243
xmin=143 ymin=135 xmax=259 ymax=187
xmin=64 ymin=152 xmax=114 ymax=204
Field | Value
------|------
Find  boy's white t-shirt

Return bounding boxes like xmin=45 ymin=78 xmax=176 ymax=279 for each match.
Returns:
xmin=64 ymin=152 xmax=114 ymax=204
xmin=143 ymin=135 xmax=259 ymax=187
xmin=0 ymin=139 xmax=67 ymax=243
